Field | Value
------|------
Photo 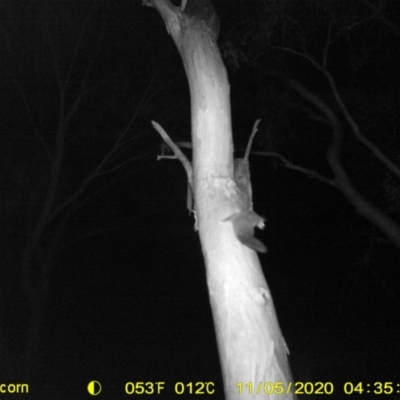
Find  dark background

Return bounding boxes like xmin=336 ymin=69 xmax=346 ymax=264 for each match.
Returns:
xmin=1 ymin=0 xmax=400 ymax=398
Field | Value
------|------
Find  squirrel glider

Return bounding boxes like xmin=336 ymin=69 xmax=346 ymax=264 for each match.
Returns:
xmin=226 ymin=120 xmax=267 ymax=253
xmin=154 ymin=119 xmax=266 ymax=253
xmin=225 ymin=210 xmax=267 ymax=253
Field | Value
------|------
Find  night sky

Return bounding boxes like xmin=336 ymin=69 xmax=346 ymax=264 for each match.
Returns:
xmin=1 ymin=0 xmax=400 ymax=399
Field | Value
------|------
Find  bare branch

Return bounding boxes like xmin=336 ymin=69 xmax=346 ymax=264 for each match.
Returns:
xmin=64 ymin=4 xmax=95 ymax=89
xmin=63 ymin=90 xmax=86 ymax=131
xmin=45 ymin=23 xmax=63 ymax=92
xmin=327 ymin=71 xmax=400 ymax=180
xmin=51 ymin=75 xmax=156 ymax=220
xmin=275 ymin=44 xmax=400 ymax=181
xmin=253 ymin=151 xmax=336 ymax=187
xmin=151 ymin=121 xmax=193 ymax=186
xmin=338 ymin=1 xmax=384 ymax=36
xmin=77 ymin=11 xmax=107 ymax=99
xmin=322 ymin=20 xmax=333 ymax=69
xmin=97 ymin=149 xmax=154 ymax=177
xmin=244 ymin=119 xmax=261 ymax=160
xmin=152 ymin=121 xmax=194 ymax=214
xmin=56 ymin=215 xmax=140 ymax=254
xmin=289 ymin=80 xmax=400 ymax=249
xmin=12 ymin=78 xmax=52 ymax=161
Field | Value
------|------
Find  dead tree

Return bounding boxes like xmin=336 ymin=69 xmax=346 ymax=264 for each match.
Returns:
xmin=143 ymin=0 xmax=295 ymax=398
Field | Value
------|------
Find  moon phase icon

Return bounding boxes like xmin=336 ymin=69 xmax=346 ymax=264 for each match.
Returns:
xmin=87 ymin=381 xmax=102 ymax=396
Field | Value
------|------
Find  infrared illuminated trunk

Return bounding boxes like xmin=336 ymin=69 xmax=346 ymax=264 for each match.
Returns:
xmin=144 ymin=1 xmax=295 ymax=398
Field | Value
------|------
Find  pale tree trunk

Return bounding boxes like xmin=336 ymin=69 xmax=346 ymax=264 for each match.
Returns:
xmin=144 ymin=1 xmax=295 ymax=398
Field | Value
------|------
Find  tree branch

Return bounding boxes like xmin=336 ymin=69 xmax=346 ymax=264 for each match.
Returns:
xmin=253 ymin=151 xmax=336 ymax=187
xmin=290 ymin=80 xmax=400 ymax=249
xmin=51 ymin=75 xmax=156 ymax=220
xmin=244 ymin=119 xmax=261 ymax=160
xmin=12 ymin=78 xmax=52 ymax=161
xmin=152 ymin=121 xmax=193 ymax=187
xmin=274 ymin=44 xmax=400 ymax=180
